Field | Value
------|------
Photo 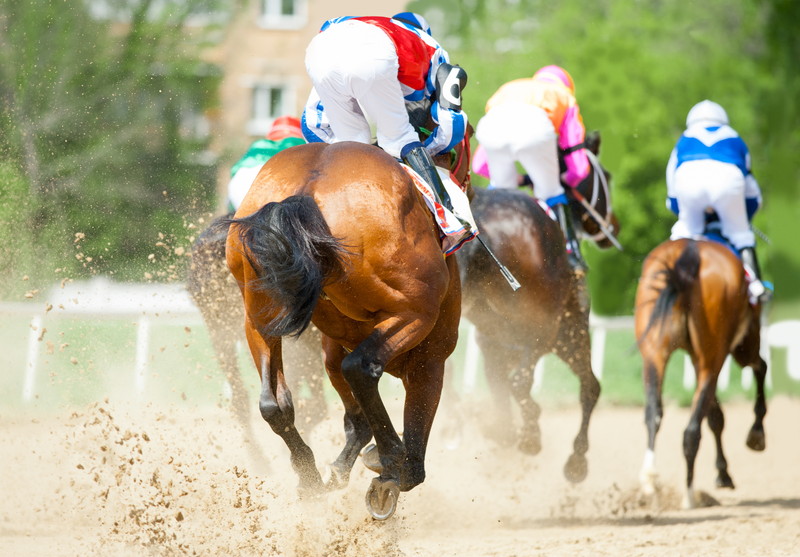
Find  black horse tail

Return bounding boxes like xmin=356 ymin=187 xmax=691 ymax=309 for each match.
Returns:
xmin=227 ymin=195 xmax=349 ymax=338
xmin=641 ymin=240 xmax=701 ymax=342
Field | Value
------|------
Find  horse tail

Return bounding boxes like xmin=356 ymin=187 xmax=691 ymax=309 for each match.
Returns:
xmin=640 ymin=240 xmax=701 ymax=342
xmin=228 ymin=195 xmax=349 ymax=338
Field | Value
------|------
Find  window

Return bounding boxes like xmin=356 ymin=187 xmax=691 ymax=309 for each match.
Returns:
xmin=258 ymin=0 xmax=306 ymax=29
xmin=247 ymin=83 xmax=294 ymax=136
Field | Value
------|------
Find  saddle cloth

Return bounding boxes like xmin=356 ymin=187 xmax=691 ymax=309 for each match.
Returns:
xmin=400 ymin=164 xmax=479 ymax=255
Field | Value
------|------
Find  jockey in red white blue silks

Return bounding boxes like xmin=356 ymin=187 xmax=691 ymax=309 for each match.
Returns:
xmin=666 ymin=99 xmax=769 ymax=302
xmin=302 ymin=12 xmax=470 ymax=228
xmin=473 ymin=65 xmax=590 ymax=273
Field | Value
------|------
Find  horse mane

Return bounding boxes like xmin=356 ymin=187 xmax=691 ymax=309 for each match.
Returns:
xmin=638 ymin=240 xmax=701 ymax=344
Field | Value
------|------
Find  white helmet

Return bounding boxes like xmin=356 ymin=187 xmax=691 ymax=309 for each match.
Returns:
xmin=686 ymin=100 xmax=729 ymax=128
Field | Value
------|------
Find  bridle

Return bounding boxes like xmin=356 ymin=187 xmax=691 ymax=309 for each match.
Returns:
xmin=448 ymin=134 xmax=472 ymax=190
xmin=575 ymin=150 xmax=617 ymax=245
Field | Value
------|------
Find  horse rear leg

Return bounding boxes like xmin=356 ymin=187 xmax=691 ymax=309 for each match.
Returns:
xmin=554 ymin=323 xmax=599 ymax=483
xmin=746 ymin=355 xmax=768 ymax=451
xmin=401 ymin=351 xmax=446 ymax=491
xmin=707 ymin=395 xmax=734 ymax=488
xmin=733 ymin=326 xmax=768 ymax=451
xmin=245 ymin=320 xmax=323 ymax=492
xmin=479 ymin=336 xmax=526 ymax=448
xmin=322 ymin=338 xmax=374 ymax=489
xmin=639 ymin=353 xmax=667 ymax=496
xmin=682 ymin=361 xmax=723 ymax=509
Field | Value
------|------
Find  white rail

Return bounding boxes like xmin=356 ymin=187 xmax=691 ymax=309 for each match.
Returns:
xmin=2 ymin=279 xmax=798 ymax=402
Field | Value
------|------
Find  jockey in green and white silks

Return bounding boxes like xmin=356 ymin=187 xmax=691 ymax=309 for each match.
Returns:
xmin=666 ymin=100 xmax=769 ymax=302
xmin=227 ymin=116 xmax=305 ymax=212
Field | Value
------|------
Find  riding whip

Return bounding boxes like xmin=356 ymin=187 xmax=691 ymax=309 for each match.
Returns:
xmin=476 ymin=235 xmax=521 ymax=291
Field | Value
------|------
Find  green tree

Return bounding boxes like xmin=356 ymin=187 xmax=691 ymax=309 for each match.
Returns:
xmin=0 ymin=0 xmax=229 ymax=295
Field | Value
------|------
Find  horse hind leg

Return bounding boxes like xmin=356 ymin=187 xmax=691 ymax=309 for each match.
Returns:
xmin=746 ymin=355 xmax=768 ymax=451
xmin=554 ymin=323 xmax=599 ymax=484
xmin=249 ymin=328 xmax=323 ymax=493
xmin=340 ymin=331 xmax=405 ymax=481
xmin=681 ymin=368 xmax=723 ymax=509
xmin=736 ymin=344 xmax=768 ymax=451
xmin=509 ymin=359 xmax=543 ymax=456
xmin=707 ymin=395 xmax=734 ymax=488
xmin=322 ymin=340 xmax=374 ymax=490
xmin=640 ymin=358 xmax=666 ymax=496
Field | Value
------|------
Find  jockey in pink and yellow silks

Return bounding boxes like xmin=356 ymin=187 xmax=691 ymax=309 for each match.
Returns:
xmin=474 ymin=65 xmax=590 ymax=272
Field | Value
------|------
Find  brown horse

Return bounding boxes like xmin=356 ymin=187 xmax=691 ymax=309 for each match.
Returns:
xmin=454 ymin=132 xmax=616 ymax=482
xmin=225 ymin=135 xmax=472 ymax=519
xmin=186 ymin=215 xmax=327 ymax=465
xmin=635 ymin=238 xmax=767 ymax=508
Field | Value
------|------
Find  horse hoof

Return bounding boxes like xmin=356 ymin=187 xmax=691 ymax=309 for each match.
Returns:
xmin=564 ymin=453 xmax=588 ymax=483
xmin=517 ymin=436 xmax=542 ymax=456
xmin=323 ymin=464 xmax=349 ymax=491
xmin=682 ymin=488 xmax=720 ymax=509
xmin=360 ymin=444 xmax=383 ymax=473
xmin=365 ymin=477 xmax=400 ymax=520
xmin=746 ymin=429 xmax=766 ymax=452
xmin=715 ymin=472 xmax=735 ymax=490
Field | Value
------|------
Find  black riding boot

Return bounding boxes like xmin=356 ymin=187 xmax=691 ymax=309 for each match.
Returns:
xmin=554 ymin=203 xmax=588 ymax=273
xmin=402 ymin=144 xmax=471 ymax=231
xmin=740 ymin=246 xmax=771 ymax=303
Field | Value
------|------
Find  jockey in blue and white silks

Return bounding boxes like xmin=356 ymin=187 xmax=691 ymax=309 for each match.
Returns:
xmin=301 ymin=13 xmax=472 ymax=231
xmin=666 ymin=99 xmax=769 ymax=301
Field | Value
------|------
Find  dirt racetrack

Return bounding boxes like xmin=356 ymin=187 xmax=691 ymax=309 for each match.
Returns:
xmin=1 ymin=393 xmax=798 ymax=556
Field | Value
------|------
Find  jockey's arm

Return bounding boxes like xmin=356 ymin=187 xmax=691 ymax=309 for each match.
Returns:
xmin=424 ymin=100 xmax=468 ymax=156
xmin=301 ymin=88 xmax=335 ymax=144
xmin=558 ymin=105 xmax=590 ymax=188
xmin=743 ymin=148 xmax=762 ymax=220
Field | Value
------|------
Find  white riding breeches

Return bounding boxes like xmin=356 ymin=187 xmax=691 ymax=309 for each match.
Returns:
xmin=227 ymin=164 xmax=264 ymax=212
xmin=475 ymin=103 xmax=563 ymax=202
xmin=670 ymin=159 xmax=755 ymax=249
xmin=305 ymin=20 xmax=419 ymax=159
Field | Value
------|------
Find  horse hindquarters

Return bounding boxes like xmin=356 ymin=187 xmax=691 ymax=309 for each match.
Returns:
xmin=227 ymin=195 xmax=349 ymax=492
xmin=635 ymin=241 xmax=699 ymax=496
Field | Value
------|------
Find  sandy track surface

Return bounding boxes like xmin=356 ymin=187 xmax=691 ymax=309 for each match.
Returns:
xmin=1 ymin=395 xmax=798 ymax=556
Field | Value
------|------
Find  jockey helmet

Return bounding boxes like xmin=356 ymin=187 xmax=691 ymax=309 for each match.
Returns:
xmin=686 ymin=100 xmax=729 ymax=128
xmin=393 ymin=12 xmax=432 ymax=35
xmin=533 ymin=65 xmax=575 ymax=94
xmin=266 ymin=115 xmax=303 ymax=140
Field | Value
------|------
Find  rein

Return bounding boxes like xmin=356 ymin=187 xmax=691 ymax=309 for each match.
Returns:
xmin=576 ymin=150 xmax=618 ymax=246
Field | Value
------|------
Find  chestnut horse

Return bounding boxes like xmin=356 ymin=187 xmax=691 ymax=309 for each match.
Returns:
xmin=635 ymin=238 xmax=767 ymax=508
xmin=186 ymin=216 xmax=327 ymax=465
xmin=455 ymin=132 xmax=616 ymax=482
xmin=226 ymin=135 xmax=472 ymax=519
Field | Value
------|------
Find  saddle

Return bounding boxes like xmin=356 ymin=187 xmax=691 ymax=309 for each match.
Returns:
xmin=400 ymin=164 xmax=478 ymax=255
xmin=701 ymin=220 xmax=772 ymax=305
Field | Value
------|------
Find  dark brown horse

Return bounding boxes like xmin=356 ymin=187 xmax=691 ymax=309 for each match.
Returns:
xmin=635 ymin=238 xmax=767 ymax=508
xmin=225 ymin=134 xmax=473 ymax=519
xmin=454 ymin=132 xmax=616 ymax=482
xmin=186 ymin=215 xmax=327 ymax=465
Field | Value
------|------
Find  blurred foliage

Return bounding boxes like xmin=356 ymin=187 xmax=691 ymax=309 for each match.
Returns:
xmin=412 ymin=0 xmax=800 ymax=314
xmin=0 ymin=0 xmax=230 ymax=295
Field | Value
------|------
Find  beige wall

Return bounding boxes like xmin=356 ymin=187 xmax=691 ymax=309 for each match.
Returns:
xmin=208 ymin=1 xmax=408 ymax=209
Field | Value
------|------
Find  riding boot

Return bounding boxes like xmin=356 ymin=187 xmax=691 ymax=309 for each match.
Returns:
xmin=740 ymin=246 xmax=771 ymax=303
xmin=402 ymin=144 xmax=471 ymax=231
xmin=554 ymin=203 xmax=588 ymax=274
